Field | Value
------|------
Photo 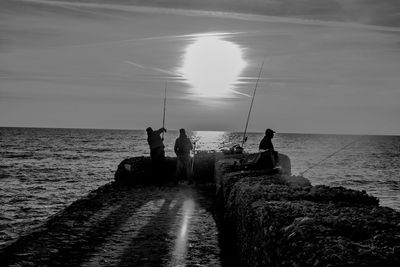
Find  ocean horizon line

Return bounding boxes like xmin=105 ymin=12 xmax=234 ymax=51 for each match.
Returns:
xmin=1 ymin=126 xmax=398 ymax=137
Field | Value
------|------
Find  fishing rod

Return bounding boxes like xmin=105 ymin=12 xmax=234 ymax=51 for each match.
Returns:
xmin=299 ymin=136 xmax=363 ymax=176
xmin=191 ymin=140 xmax=197 ymax=174
xmin=241 ymin=58 xmax=266 ymax=148
xmin=162 ymin=82 xmax=167 ymax=140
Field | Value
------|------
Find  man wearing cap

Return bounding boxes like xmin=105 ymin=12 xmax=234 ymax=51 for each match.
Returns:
xmin=146 ymin=127 xmax=167 ymax=164
xmin=259 ymin=128 xmax=279 ymax=167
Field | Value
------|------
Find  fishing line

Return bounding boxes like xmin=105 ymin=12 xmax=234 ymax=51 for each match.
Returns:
xmin=299 ymin=136 xmax=364 ymax=176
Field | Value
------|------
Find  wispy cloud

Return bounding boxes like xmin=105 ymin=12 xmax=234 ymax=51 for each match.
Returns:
xmin=17 ymin=0 xmax=400 ymax=32
xmin=124 ymin=60 xmax=251 ymax=98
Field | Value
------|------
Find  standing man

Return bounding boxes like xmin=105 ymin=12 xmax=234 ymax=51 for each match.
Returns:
xmin=174 ymin=128 xmax=193 ymax=183
xmin=146 ymin=127 xmax=167 ymax=164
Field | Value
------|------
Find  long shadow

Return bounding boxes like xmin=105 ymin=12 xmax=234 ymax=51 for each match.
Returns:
xmin=116 ymin=184 xmax=239 ymax=267
xmin=47 ymin=187 xmax=164 ymax=266
xmin=0 ymin=184 xmax=162 ymax=266
xmin=117 ymin=191 xmax=183 ymax=266
xmin=1 ymin=183 xmax=239 ymax=266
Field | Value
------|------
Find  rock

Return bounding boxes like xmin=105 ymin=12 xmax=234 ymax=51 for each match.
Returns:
xmin=215 ymin=155 xmax=400 ymax=267
xmin=114 ymin=152 xmax=216 ymax=185
xmin=192 ymin=151 xmax=216 ymax=183
xmin=114 ymin=156 xmax=176 ymax=185
xmin=283 ymin=175 xmax=311 ymax=188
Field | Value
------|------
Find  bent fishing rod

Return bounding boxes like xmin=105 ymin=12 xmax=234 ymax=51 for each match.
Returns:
xmin=241 ymin=58 xmax=266 ymax=148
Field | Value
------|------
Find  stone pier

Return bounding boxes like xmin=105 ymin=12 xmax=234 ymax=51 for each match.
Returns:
xmin=215 ymin=155 xmax=400 ymax=266
xmin=1 ymin=153 xmax=399 ymax=266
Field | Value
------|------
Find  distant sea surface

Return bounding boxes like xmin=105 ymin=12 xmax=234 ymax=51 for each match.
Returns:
xmin=1 ymin=127 xmax=400 ymax=247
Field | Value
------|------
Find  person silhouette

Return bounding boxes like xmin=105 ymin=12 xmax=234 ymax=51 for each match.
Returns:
xmin=146 ymin=127 xmax=167 ymax=164
xmin=259 ymin=128 xmax=278 ymax=168
xmin=174 ymin=128 xmax=193 ymax=183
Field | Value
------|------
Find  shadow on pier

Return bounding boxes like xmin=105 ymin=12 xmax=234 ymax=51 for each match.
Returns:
xmin=0 ymin=182 xmax=236 ymax=266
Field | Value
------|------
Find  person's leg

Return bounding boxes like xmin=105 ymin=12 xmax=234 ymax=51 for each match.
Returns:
xmin=154 ymin=147 xmax=165 ymax=163
xmin=150 ymin=149 xmax=156 ymax=162
xmin=184 ymin=156 xmax=193 ymax=183
xmin=273 ymin=151 xmax=279 ymax=164
xmin=159 ymin=148 xmax=165 ymax=162
xmin=257 ymin=151 xmax=275 ymax=169
xmin=175 ymin=156 xmax=183 ymax=182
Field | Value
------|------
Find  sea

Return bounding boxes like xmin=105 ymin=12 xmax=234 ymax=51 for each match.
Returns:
xmin=1 ymin=127 xmax=399 ymax=247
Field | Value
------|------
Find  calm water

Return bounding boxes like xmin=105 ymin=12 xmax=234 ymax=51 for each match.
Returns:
xmin=1 ymin=127 xmax=400 ymax=247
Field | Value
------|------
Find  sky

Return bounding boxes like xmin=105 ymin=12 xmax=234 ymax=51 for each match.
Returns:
xmin=1 ymin=0 xmax=400 ymax=135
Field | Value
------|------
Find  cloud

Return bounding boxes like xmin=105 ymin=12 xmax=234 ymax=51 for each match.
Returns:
xmin=16 ymin=0 xmax=400 ymax=28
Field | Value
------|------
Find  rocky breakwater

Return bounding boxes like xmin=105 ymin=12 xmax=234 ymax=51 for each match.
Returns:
xmin=215 ymin=155 xmax=400 ymax=267
xmin=115 ymin=151 xmax=216 ymax=185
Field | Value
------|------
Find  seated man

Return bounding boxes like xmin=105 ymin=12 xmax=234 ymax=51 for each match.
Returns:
xmin=258 ymin=128 xmax=278 ymax=168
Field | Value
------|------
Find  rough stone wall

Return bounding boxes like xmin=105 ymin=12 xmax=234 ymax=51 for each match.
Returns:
xmin=115 ymin=152 xmax=216 ymax=185
xmin=215 ymin=157 xmax=400 ymax=267
xmin=114 ymin=156 xmax=176 ymax=184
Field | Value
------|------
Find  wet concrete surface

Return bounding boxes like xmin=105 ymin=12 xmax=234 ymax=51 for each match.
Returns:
xmin=0 ymin=183 xmax=230 ymax=266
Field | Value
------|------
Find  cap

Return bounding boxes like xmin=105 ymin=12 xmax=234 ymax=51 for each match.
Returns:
xmin=265 ymin=128 xmax=275 ymax=134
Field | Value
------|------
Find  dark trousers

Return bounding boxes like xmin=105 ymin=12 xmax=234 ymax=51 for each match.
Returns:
xmin=257 ymin=151 xmax=278 ymax=169
xmin=150 ymin=147 xmax=165 ymax=164
xmin=175 ymin=155 xmax=192 ymax=181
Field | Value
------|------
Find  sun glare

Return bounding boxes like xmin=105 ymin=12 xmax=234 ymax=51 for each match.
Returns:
xmin=179 ymin=34 xmax=246 ymax=98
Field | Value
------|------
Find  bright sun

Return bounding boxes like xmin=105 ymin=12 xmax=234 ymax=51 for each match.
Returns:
xmin=179 ymin=34 xmax=246 ymax=98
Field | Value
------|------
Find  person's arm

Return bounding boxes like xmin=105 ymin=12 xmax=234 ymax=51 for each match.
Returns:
xmin=188 ymin=138 xmax=193 ymax=151
xmin=154 ymin=128 xmax=166 ymax=135
xmin=259 ymin=137 xmax=266 ymax=150
xmin=268 ymin=140 xmax=275 ymax=152
xmin=174 ymin=139 xmax=178 ymax=154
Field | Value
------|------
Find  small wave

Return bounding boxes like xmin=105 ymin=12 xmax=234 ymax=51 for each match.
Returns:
xmin=0 ymin=230 xmax=18 ymax=245
xmin=0 ymin=165 xmax=11 ymax=169
xmin=3 ymin=153 xmax=34 ymax=159
xmin=377 ymin=179 xmax=400 ymax=190
xmin=330 ymin=179 xmax=373 ymax=187
xmin=344 ymin=174 xmax=364 ymax=178
xmin=348 ymin=179 xmax=371 ymax=184
xmin=80 ymin=154 xmax=99 ymax=159
xmin=27 ymin=186 xmax=47 ymax=191
xmin=0 ymin=173 xmax=10 ymax=179
xmin=62 ymin=156 xmax=81 ymax=160
xmin=19 ymin=206 xmax=32 ymax=212
xmin=87 ymin=148 xmax=114 ymax=152
xmin=0 ymin=215 xmax=14 ymax=222
xmin=8 ymin=197 xmax=30 ymax=204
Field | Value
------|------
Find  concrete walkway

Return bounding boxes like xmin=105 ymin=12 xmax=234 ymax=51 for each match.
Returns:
xmin=0 ymin=183 xmax=225 ymax=266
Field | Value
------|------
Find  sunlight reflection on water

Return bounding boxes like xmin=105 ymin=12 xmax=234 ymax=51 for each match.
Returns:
xmin=191 ymin=130 xmax=227 ymax=151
